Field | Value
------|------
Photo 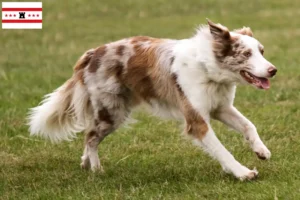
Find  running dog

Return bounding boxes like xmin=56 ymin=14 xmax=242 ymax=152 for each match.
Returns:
xmin=28 ymin=19 xmax=277 ymax=180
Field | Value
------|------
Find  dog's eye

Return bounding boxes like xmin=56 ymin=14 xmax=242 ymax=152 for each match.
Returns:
xmin=243 ymin=51 xmax=252 ymax=57
xmin=260 ymin=49 xmax=264 ymax=55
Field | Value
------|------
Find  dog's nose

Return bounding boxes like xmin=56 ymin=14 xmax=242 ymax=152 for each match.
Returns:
xmin=268 ymin=67 xmax=277 ymax=77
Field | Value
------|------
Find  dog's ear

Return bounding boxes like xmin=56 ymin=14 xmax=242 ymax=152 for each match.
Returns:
xmin=207 ymin=19 xmax=235 ymax=60
xmin=234 ymin=27 xmax=253 ymax=37
xmin=207 ymin=19 xmax=230 ymax=41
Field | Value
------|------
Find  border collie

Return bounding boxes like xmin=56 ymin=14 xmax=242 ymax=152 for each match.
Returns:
xmin=28 ymin=19 xmax=277 ymax=180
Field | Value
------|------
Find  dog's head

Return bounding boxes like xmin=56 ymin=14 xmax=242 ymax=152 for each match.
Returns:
xmin=207 ymin=19 xmax=277 ymax=89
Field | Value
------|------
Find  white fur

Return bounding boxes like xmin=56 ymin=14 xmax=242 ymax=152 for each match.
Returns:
xmin=28 ymin=81 xmax=92 ymax=143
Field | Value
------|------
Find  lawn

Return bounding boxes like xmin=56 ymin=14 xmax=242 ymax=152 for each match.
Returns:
xmin=1 ymin=0 xmax=300 ymax=199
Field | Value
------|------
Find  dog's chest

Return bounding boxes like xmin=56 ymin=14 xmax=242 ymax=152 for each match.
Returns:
xmin=205 ymin=82 xmax=235 ymax=110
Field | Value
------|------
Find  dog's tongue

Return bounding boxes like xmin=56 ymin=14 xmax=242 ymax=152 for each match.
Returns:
xmin=259 ymin=78 xmax=270 ymax=90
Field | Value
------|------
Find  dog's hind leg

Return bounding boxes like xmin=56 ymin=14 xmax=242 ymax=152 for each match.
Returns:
xmin=81 ymin=124 xmax=112 ymax=172
xmin=80 ymin=92 xmax=131 ymax=171
xmin=80 ymin=144 xmax=90 ymax=170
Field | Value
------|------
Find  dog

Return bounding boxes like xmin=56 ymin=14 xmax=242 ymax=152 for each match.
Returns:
xmin=28 ymin=19 xmax=277 ymax=180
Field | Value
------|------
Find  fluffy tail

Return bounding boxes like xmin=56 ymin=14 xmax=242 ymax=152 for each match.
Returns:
xmin=28 ymin=49 xmax=94 ymax=142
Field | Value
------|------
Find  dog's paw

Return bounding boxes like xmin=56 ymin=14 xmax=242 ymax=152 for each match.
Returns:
xmin=238 ymin=168 xmax=258 ymax=181
xmin=91 ymin=164 xmax=104 ymax=173
xmin=252 ymin=141 xmax=271 ymax=160
xmin=80 ymin=155 xmax=90 ymax=170
xmin=223 ymin=164 xmax=258 ymax=181
xmin=233 ymin=166 xmax=258 ymax=181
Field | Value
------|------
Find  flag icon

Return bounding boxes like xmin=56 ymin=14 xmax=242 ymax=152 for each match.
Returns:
xmin=2 ymin=2 xmax=42 ymax=29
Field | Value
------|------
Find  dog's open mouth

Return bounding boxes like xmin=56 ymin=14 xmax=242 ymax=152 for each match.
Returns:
xmin=240 ymin=70 xmax=270 ymax=90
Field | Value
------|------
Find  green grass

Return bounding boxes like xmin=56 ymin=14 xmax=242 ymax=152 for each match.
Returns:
xmin=1 ymin=0 xmax=300 ymax=199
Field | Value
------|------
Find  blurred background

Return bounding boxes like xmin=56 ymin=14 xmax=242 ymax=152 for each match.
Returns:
xmin=1 ymin=0 xmax=300 ymax=199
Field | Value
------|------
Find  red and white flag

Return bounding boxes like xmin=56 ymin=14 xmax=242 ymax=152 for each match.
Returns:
xmin=2 ymin=2 xmax=42 ymax=29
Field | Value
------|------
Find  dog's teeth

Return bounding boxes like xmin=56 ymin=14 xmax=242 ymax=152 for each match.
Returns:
xmin=245 ymin=72 xmax=251 ymax=79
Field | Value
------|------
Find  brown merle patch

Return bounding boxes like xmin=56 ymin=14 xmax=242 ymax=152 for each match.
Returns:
xmin=85 ymin=130 xmax=100 ymax=144
xmin=231 ymin=42 xmax=252 ymax=64
xmin=65 ymin=69 xmax=85 ymax=90
xmin=125 ymin=42 xmax=161 ymax=100
xmin=170 ymin=73 xmax=208 ymax=139
xmin=87 ymin=130 xmax=98 ymax=138
xmin=106 ymin=60 xmax=124 ymax=79
xmin=233 ymin=43 xmax=240 ymax=49
xmin=74 ymin=50 xmax=94 ymax=71
xmin=131 ymin=36 xmax=152 ymax=44
xmin=125 ymin=61 xmax=156 ymax=100
xmin=114 ymin=61 xmax=124 ymax=78
xmin=116 ymin=45 xmax=125 ymax=56
xmin=88 ymin=45 xmax=107 ymax=73
xmin=182 ymin=100 xmax=208 ymax=139
xmin=97 ymin=108 xmax=113 ymax=125
xmin=212 ymin=36 xmax=239 ymax=62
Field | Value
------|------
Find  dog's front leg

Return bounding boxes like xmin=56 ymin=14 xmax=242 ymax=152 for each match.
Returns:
xmin=213 ymin=106 xmax=271 ymax=160
xmin=182 ymin=104 xmax=258 ymax=180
